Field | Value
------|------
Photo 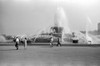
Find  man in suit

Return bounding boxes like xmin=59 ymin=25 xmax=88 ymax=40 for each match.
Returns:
xmin=15 ymin=37 xmax=19 ymax=50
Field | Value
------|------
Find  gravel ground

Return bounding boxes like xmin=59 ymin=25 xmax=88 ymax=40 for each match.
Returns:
xmin=0 ymin=45 xmax=100 ymax=66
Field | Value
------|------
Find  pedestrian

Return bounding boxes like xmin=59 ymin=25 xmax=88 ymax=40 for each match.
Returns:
xmin=50 ymin=37 xmax=53 ymax=47
xmin=56 ymin=37 xmax=61 ymax=46
xmin=13 ymin=37 xmax=16 ymax=43
xmin=24 ymin=37 xmax=27 ymax=49
xmin=15 ymin=37 xmax=19 ymax=50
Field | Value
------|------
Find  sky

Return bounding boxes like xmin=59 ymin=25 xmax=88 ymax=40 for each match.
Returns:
xmin=0 ymin=0 xmax=100 ymax=35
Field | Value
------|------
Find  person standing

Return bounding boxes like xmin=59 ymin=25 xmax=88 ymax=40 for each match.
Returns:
xmin=24 ymin=38 xmax=27 ymax=49
xmin=56 ymin=37 xmax=61 ymax=46
xmin=50 ymin=37 xmax=53 ymax=47
xmin=15 ymin=37 xmax=19 ymax=50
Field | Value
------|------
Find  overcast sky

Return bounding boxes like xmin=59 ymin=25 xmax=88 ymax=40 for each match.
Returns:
xmin=0 ymin=0 xmax=100 ymax=35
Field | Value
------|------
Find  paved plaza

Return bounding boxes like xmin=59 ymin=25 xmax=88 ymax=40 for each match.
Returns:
xmin=0 ymin=45 xmax=100 ymax=66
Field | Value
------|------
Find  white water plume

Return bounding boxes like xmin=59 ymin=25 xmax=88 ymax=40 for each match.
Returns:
xmin=85 ymin=16 xmax=93 ymax=44
xmin=54 ymin=7 xmax=71 ymax=34
xmin=54 ymin=7 xmax=71 ymax=42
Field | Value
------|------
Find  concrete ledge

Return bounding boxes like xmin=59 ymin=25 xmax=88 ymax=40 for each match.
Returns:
xmin=0 ymin=42 xmax=100 ymax=47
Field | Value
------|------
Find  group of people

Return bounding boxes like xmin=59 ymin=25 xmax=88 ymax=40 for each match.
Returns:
xmin=14 ymin=37 xmax=27 ymax=50
xmin=14 ymin=36 xmax=61 ymax=50
xmin=50 ymin=37 xmax=61 ymax=47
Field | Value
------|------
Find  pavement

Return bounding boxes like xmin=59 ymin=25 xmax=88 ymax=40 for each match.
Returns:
xmin=0 ymin=42 xmax=100 ymax=46
xmin=0 ymin=45 xmax=100 ymax=66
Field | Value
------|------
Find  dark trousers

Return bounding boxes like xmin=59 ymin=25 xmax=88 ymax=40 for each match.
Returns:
xmin=15 ymin=43 xmax=19 ymax=50
xmin=57 ymin=42 xmax=61 ymax=46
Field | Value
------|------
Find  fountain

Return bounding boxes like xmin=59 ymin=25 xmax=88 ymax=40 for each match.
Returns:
xmin=52 ymin=7 xmax=93 ymax=44
xmin=55 ymin=7 xmax=71 ymax=42
xmin=33 ymin=7 xmax=93 ymax=44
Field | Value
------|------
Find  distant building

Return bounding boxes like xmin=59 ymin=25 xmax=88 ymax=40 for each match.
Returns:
xmin=98 ymin=23 xmax=100 ymax=34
